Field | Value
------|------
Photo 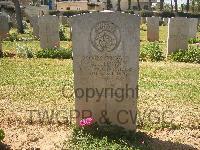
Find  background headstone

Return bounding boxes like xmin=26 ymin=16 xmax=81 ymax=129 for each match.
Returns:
xmin=188 ymin=18 xmax=198 ymax=39
xmin=30 ymin=16 xmax=39 ymax=38
xmin=38 ymin=15 xmax=60 ymax=49
xmin=0 ymin=15 xmax=9 ymax=39
xmin=147 ymin=17 xmax=159 ymax=42
xmin=70 ymin=12 xmax=140 ymax=131
xmin=167 ymin=17 xmax=190 ymax=55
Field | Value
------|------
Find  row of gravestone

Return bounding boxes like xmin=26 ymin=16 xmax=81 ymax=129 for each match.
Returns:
xmin=0 ymin=12 xmax=199 ymax=131
xmin=29 ymin=15 xmax=72 ymax=49
xmin=31 ymin=15 xmax=198 ymax=54
xmin=1 ymin=14 xmax=198 ymax=55
xmin=145 ymin=17 xmax=198 ymax=54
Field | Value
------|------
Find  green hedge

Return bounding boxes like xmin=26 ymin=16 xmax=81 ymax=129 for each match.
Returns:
xmin=140 ymin=42 xmax=164 ymax=61
xmin=139 ymin=11 xmax=200 ymax=18
xmin=159 ymin=11 xmax=175 ymax=18
xmin=62 ymin=10 xmax=90 ymax=17
xmin=140 ymin=10 xmax=154 ymax=17
xmin=49 ymin=10 xmax=60 ymax=16
xmin=36 ymin=48 xmax=72 ymax=59
xmin=124 ymin=10 xmax=135 ymax=14
xmin=170 ymin=46 xmax=200 ymax=63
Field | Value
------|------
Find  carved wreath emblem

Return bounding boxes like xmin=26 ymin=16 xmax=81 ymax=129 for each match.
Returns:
xmin=90 ymin=21 xmax=121 ymax=52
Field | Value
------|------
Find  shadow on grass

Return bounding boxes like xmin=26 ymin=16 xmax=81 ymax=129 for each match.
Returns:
xmin=66 ymin=124 xmax=197 ymax=150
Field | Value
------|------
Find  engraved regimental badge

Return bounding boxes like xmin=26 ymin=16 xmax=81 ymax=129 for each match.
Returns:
xmin=90 ymin=21 xmax=121 ymax=52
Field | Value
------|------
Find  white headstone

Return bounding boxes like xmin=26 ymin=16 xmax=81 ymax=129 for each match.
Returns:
xmin=38 ymin=15 xmax=60 ymax=49
xmin=70 ymin=12 xmax=140 ymax=131
xmin=167 ymin=17 xmax=190 ymax=55
xmin=30 ymin=16 xmax=39 ymax=38
xmin=188 ymin=18 xmax=198 ymax=39
xmin=147 ymin=17 xmax=159 ymax=42
xmin=0 ymin=15 xmax=9 ymax=39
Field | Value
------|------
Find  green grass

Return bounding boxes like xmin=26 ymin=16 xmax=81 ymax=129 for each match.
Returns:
xmin=0 ymin=58 xmax=199 ymax=148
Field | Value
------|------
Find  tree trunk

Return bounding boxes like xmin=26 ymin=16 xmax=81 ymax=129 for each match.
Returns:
xmin=186 ymin=0 xmax=189 ymax=12
xmin=12 ymin=0 xmax=24 ymax=34
xmin=160 ymin=0 xmax=164 ymax=11
xmin=137 ymin=0 xmax=141 ymax=10
xmin=148 ymin=0 xmax=152 ymax=10
xmin=128 ymin=0 xmax=131 ymax=10
xmin=198 ymin=2 xmax=200 ymax=12
xmin=117 ymin=0 xmax=121 ymax=11
xmin=106 ymin=0 xmax=112 ymax=10
xmin=174 ymin=0 xmax=178 ymax=12
xmin=191 ymin=0 xmax=195 ymax=13
xmin=170 ymin=0 xmax=173 ymax=12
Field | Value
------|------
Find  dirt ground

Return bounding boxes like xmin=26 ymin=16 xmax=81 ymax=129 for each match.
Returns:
xmin=0 ymin=111 xmax=199 ymax=150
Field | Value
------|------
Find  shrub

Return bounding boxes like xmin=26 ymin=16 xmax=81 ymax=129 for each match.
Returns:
xmin=0 ymin=129 xmax=5 ymax=142
xmin=140 ymin=42 xmax=164 ymax=61
xmin=59 ymin=25 xmax=68 ymax=41
xmin=36 ymin=48 xmax=72 ymax=59
xmin=5 ymin=29 xmax=36 ymax=42
xmin=140 ymin=10 xmax=154 ymax=17
xmin=16 ymin=44 xmax=34 ymax=58
xmin=177 ymin=12 xmax=189 ymax=17
xmin=49 ymin=10 xmax=60 ymax=16
xmin=124 ymin=10 xmax=134 ymax=14
xmin=62 ymin=10 xmax=89 ymax=17
xmin=22 ymin=20 xmax=29 ymax=29
xmin=170 ymin=46 xmax=200 ymax=63
xmin=159 ymin=11 xmax=175 ymax=18
xmin=187 ymin=13 xmax=200 ymax=18
xmin=188 ymin=37 xmax=200 ymax=44
xmin=65 ymin=123 xmax=149 ymax=149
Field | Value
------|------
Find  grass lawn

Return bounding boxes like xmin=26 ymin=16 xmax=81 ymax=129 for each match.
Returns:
xmin=0 ymin=58 xmax=199 ymax=149
xmin=0 ymin=24 xmax=200 ymax=149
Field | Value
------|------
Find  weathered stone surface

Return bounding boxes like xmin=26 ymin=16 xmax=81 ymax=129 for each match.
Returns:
xmin=30 ymin=16 xmax=39 ymax=38
xmin=38 ymin=15 xmax=60 ymax=49
xmin=0 ymin=15 xmax=9 ymax=39
xmin=147 ymin=17 xmax=159 ymax=42
xmin=167 ymin=17 xmax=190 ymax=55
xmin=25 ymin=5 xmax=49 ymax=18
xmin=70 ymin=12 xmax=140 ymax=131
xmin=188 ymin=18 xmax=198 ymax=39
